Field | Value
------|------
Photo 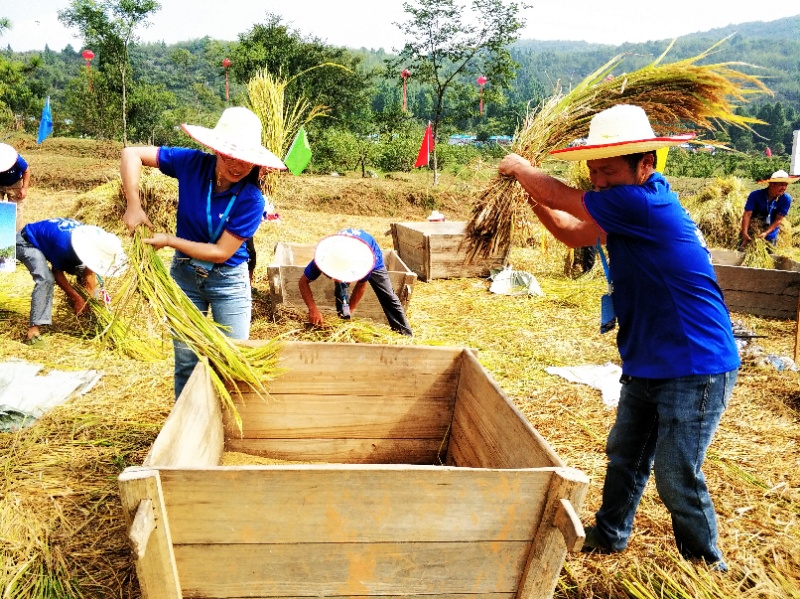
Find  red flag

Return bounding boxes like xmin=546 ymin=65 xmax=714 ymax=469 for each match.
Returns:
xmin=765 ymin=147 xmax=772 ymax=157
xmin=414 ymin=122 xmax=433 ymax=168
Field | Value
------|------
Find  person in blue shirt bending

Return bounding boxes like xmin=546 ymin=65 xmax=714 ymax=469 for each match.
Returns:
xmin=298 ymin=228 xmax=412 ymax=336
xmin=120 ymin=107 xmax=286 ymax=399
xmin=740 ymin=169 xmax=799 ymax=248
xmin=498 ymin=105 xmax=739 ymax=572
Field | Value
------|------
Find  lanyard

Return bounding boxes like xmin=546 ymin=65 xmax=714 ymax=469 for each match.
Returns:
xmin=595 ymin=240 xmax=612 ymax=293
xmin=206 ymin=181 xmax=238 ymax=242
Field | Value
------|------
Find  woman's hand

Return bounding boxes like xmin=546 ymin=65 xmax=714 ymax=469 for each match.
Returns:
xmin=142 ymin=233 xmax=172 ymax=250
xmin=122 ymin=206 xmax=154 ymax=232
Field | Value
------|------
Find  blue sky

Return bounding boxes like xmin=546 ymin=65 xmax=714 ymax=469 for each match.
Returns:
xmin=2 ymin=1 xmax=799 ymax=53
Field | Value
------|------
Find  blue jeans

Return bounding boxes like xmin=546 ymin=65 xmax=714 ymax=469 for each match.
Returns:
xmin=170 ymin=257 xmax=251 ymax=400
xmin=17 ymin=231 xmax=55 ymax=326
xmin=593 ymin=369 xmax=738 ymax=563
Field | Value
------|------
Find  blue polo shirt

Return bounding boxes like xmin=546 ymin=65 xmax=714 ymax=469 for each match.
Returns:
xmin=583 ymin=172 xmax=740 ymax=378
xmin=0 ymin=155 xmax=28 ymax=186
xmin=23 ymin=218 xmax=83 ymax=272
xmin=744 ymin=188 xmax=792 ymax=243
xmin=303 ymin=228 xmax=384 ymax=283
xmin=157 ymin=147 xmax=265 ymax=267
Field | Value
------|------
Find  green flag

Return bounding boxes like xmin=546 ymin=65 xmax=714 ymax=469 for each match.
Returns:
xmin=284 ymin=127 xmax=312 ymax=175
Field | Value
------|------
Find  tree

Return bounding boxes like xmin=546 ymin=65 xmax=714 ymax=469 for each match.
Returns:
xmin=393 ymin=0 xmax=527 ymax=182
xmin=58 ymin=0 xmax=160 ymax=145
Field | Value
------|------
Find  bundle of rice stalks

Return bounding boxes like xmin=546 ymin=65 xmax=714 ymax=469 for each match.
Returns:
xmin=74 ymin=171 xmax=177 ymax=235
xmin=247 ymin=64 xmax=343 ymax=196
xmin=465 ymin=38 xmax=770 ymax=259
xmin=683 ymin=176 xmax=747 ymax=248
xmin=742 ymin=237 xmax=775 ymax=269
xmin=107 ymin=233 xmax=283 ymax=429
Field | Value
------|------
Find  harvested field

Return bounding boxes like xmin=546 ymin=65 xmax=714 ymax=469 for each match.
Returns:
xmin=1 ymin=138 xmax=798 ymax=599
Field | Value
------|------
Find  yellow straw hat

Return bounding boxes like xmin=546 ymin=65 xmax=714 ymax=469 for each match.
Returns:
xmin=550 ymin=104 xmax=695 ymax=161
xmin=181 ymin=107 xmax=287 ymax=170
xmin=757 ymin=170 xmax=800 ymax=184
xmin=314 ymin=234 xmax=376 ymax=283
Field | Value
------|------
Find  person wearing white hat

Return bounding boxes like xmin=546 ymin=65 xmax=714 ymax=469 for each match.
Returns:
xmin=0 ymin=143 xmax=31 ymax=231
xmin=740 ymin=169 xmax=799 ymax=247
xmin=120 ymin=106 xmax=286 ymax=399
xmin=498 ymin=104 xmax=739 ymax=571
xmin=298 ymin=228 xmax=412 ymax=336
xmin=16 ymin=218 xmax=127 ymax=345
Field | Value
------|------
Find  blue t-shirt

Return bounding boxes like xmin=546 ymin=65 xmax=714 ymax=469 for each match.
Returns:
xmin=157 ymin=147 xmax=265 ymax=267
xmin=303 ymin=228 xmax=384 ymax=282
xmin=23 ymin=218 xmax=83 ymax=272
xmin=0 ymin=155 xmax=28 ymax=186
xmin=744 ymin=188 xmax=792 ymax=243
xmin=583 ymin=172 xmax=740 ymax=378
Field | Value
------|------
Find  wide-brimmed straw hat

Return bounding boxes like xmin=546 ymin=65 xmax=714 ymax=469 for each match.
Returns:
xmin=181 ymin=107 xmax=287 ymax=170
xmin=314 ymin=234 xmax=376 ymax=283
xmin=758 ymin=170 xmax=800 ymax=184
xmin=550 ymin=104 xmax=695 ymax=161
xmin=0 ymin=143 xmax=19 ymax=172
xmin=71 ymin=225 xmax=128 ymax=277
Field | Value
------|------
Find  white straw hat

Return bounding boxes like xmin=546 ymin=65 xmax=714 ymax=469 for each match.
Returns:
xmin=314 ymin=234 xmax=376 ymax=283
xmin=71 ymin=225 xmax=128 ymax=277
xmin=181 ymin=107 xmax=287 ymax=170
xmin=550 ymin=104 xmax=695 ymax=161
xmin=758 ymin=170 xmax=800 ymax=184
xmin=0 ymin=143 xmax=18 ymax=172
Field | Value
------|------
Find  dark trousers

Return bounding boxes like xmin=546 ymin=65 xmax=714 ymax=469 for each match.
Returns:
xmin=334 ymin=267 xmax=412 ymax=336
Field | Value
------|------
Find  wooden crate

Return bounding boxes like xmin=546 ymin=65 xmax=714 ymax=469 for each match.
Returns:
xmin=267 ymin=242 xmax=417 ymax=326
xmin=118 ymin=341 xmax=589 ymax=599
xmin=390 ymin=221 xmax=509 ymax=281
xmin=710 ymin=249 xmax=800 ymax=319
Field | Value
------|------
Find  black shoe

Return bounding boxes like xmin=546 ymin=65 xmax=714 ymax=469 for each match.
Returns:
xmin=581 ymin=525 xmax=621 ymax=554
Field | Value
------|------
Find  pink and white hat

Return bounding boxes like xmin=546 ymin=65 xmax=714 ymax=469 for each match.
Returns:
xmin=181 ymin=107 xmax=287 ymax=170
xmin=757 ymin=170 xmax=800 ymax=184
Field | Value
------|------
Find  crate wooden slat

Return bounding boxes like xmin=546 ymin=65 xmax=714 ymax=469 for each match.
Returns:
xmin=119 ymin=341 xmax=589 ymax=599
xmin=267 ymin=242 xmax=417 ymax=326
xmin=390 ymin=221 xmax=509 ymax=281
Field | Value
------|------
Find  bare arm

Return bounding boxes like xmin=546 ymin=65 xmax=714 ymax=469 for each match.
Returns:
xmin=53 ymin=270 xmax=87 ymax=315
xmin=121 ymin=146 xmax=159 ymax=231
xmin=499 ymin=154 xmax=605 ymax=248
xmin=299 ymin=274 xmax=323 ymax=325
xmin=740 ymin=210 xmax=753 ymax=246
xmin=19 ymin=167 xmax=31 ymax=200
xmin=348 ymin=280 xmax=368 ymax=312
xmin=144 ymin=230 xmax=247 ymax=263
xmin=759 ymin=213 xmax=785 ymax=239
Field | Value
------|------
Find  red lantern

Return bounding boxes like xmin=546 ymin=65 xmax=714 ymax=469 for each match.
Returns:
xmin=82 ymin=49 xmax=95 ymax=92
xmin=222 ymin=58 xmax=232 ymax=102
xmin=401 ymin=69 xmax=411 ymax=112
xmin=477 ymin=76 xmax=487 ymax=115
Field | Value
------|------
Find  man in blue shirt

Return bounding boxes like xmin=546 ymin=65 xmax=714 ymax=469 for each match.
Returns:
xmin=740 ymin=170 xmax=799 ymax=247
xmin=299 ymin=228 xmax=412 ymax=336
xmin=0 ymin=143 xmax=31 ymax=231
xmin=498 ymin=105 xmax=739 ymax=571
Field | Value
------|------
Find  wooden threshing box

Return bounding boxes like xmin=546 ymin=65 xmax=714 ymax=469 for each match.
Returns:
xmin=710 ymin=249 xmax=800 ymax=319
xmin=268 ymin=242 xmax=417 ymax=325
xmin=118 ymin=341 xmax=589 ymax=599
xmin=390 ymin=221 xmax=509 ymax=281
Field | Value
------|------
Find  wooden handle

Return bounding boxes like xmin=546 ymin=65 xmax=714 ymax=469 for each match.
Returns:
xmin=129 ymin=499 xmax=156 ymax=560
xmin=554 ymin=498 xmax=585 ymax=552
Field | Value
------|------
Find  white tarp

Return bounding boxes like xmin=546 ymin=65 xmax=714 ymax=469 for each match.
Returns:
xmin=489 ymin=266 xmax=544 ymax=296
xmin=0 ymin=359 xmax=102 ymax=431
xmin=545 ymin=362 xmax=622 ymax=408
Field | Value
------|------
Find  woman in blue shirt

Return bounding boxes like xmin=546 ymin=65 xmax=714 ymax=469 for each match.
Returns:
xmin=120 ymin=107 xmax=286 ymax=398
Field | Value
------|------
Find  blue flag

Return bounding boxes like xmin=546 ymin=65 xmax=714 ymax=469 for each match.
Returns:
xmin=37 ymin=97 xmax=53 ymax=144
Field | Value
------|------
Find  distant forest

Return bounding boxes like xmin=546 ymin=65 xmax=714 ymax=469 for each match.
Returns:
xmin=2 ymin=14 xmax=798 ymax=154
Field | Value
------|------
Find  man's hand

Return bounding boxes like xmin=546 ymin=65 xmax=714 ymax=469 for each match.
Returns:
xmin=307 ymin=306 xmax=323 ymax=326
xmin=498 ymin=153 xmax=532 ymax=177
xmin=122 ymin=206 xmax=154 ymax=233
xmin=73 ymin=296 xmax=88 ymax=316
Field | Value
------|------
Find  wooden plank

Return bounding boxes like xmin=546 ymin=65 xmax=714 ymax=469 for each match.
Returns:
xmin=448 ymin=351 xmax=563 ymax=469
xmin=224 ymin=391 xmax=455 ymax=439
xmin=516 ymin=468 xmax=589 ymax=599
xmin=174 ymin=540 xmax=530 ymax=598
xmin=144 ymin=362 xmax=223 ymax=467
xmin=722 ymin=290 xmax=798 ymax=319
xmin=714 ymin=264 xmax=800 ymax=294
xmin=225 ymin=437 xmax=444 ymax=464
xmin=117 ymin=468 xmax=181 ymax=599
xmin=158 ymin=467 xmax=551 ymax=545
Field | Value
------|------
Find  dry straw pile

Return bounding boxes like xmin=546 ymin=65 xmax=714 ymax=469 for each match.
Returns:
xmin=465 ymin=39 xmax=770 ymax=258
